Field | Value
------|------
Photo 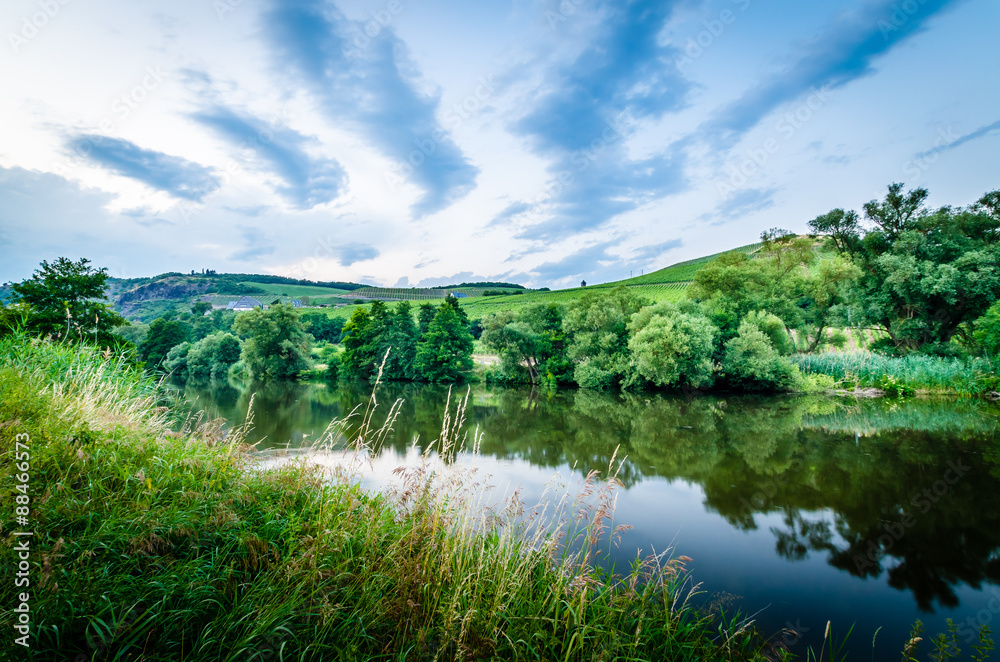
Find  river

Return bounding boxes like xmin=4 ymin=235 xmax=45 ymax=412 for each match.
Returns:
xmin=177 ymin=379 xmax=1000 ymax=660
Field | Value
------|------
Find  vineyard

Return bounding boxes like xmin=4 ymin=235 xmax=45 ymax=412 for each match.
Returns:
xmin=348 ymin=285 xmax=525 ymax=301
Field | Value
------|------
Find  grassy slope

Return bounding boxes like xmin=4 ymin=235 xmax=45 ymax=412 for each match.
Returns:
xmin=0 ymin=336 xmax=775 ymax=661
xmin=317 ymin=242 xmax=762 ymax=321
xmin=238 ymin=282 xmax=350 ymax=297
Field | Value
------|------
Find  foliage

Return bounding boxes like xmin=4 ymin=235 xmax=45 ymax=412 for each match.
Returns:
xmin=340 ymin=306 xmax=376 ymax=381
xmin=563 ymin=286 xmax=648 ymax=389
xmin=809 ymin=184 xmax=1000 ymax=351
xmin=743 ymin=310 xmax=794 ymax=355
xmin=480 ymin=303 xmax=572 ymax=386
xmin=414 ymin=302 xmax=475 ymax=382
xmin=972 ymin=300 xmax=1000 ymax=358
xmin=0 ymin=301 xmax=33 ymax=339
xmin=792 ymin=351 xmax=997 ymax=396
xmin=10 ymin=257 xmax=127 ymax=345
xmin=626 ymin=302 xmax=718 ymax=389
xmin=140 ymin=318 xmax=189 ymax=369
xmin=301 ymin=310 xmax=345 ymax=343
xmin=177 ymin=332 xmax=242 ymax=382
xmin=231 ymin=303 xmax=312 ymax=380
xmin=720 ymin=319 xmax=801 ymax=392
xmin=0 ymin=333 xmax=785 ymax=662
xmin=162 ymin=341 xmax=192 ymax=380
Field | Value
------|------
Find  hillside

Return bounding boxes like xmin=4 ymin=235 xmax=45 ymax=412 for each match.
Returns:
xmin=315 ymin=241 xmax=763 ymax=321
xmin=105 ymin=272 xmax=367 ymax=321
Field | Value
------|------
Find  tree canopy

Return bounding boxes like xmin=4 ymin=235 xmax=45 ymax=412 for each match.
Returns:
xmin=11 ymin=257 xmax=127 ymax=345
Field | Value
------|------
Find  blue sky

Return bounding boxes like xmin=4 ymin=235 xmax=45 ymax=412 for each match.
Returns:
xmin=1 ymin=0 xmax=997 ymax=288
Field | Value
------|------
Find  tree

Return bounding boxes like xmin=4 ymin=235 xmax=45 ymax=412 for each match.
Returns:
xmin=231 ymin=304 xmax=312 ymax=380
xmin=810 ymin=184 xmax=1000 ymax=351
xmin=301 ymin=311 xmax=345 ymax=343
xmin=417 ymin=303 xmax=436 ymax=337
xmin=140 ymin=318 xmax=189 ymax=369
xmin=191 ymin=301 xmax=213 ymax=316
xmin=11 ymin=257 xmax=127 ymax=345
xmin=563 ymin=286 xmax=648 ymax=389
xmin=414 ymin=303 xmax=474 ymax=383
xmin=627 ymin=302 xmax=718 ymax=389
xmin=720 ymin=319 xmax=800 ymax=392
xmin=340 ymin=307 xmax=377 ymax=380
xmin=480 ymin=303 xmax=570 ymax=385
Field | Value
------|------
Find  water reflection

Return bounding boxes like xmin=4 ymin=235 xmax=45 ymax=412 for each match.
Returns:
xmin=178 ymin=380 xmax=1000 ymax=655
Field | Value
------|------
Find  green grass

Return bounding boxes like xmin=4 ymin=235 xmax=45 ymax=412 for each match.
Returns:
xmin=792 ymin=351 xmax=998 ymax=396
xmin=0 ymin=335 xmax=780 ymax=661
xmin=238 ymin=283 xmax=351 ymax=297
xmin=603 ymin=242 xmax=765 ymax=287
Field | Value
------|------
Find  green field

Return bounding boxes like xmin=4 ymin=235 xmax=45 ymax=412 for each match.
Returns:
xmin=238 ymin=282 xmax=351 ymax=297
xmin=310 ymin=242 xmax=760 ymax=321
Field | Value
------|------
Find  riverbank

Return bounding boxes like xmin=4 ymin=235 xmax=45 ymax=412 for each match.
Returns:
xmin=0 ymin=335 xmax=781 ymax=661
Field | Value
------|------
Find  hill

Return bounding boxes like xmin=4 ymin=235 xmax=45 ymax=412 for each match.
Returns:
xmin=316 ymin=241 xmax=764 ymax=321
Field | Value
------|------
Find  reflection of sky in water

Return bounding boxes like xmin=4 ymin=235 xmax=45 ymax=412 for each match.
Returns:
xmin=196 ymin=383 xmax=1000 ymax=661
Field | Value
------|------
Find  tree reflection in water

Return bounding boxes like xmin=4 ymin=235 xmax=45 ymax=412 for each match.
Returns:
xmin=178 ymin=380 xmax=1000 ymax=612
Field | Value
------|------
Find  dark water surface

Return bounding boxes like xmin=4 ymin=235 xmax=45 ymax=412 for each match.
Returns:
xmin=179 ymin=380 xmax=1000 ymax=660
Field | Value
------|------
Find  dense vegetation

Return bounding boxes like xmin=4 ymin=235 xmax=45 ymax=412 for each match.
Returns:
xmin=3 ymin=182 xmax=998 ymax=395
xmin=0 ymin=333 xmax=788 ymax=661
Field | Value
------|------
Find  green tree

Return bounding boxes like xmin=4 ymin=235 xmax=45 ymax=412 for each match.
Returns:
xmin=720 ymin=319 xmax=800 ymax=392
xmin=417 ymin=303 xmax=437 ymax=336
xmin=340 ymin=307 xmax=378 ymax=380
xmin=414 ymin=303 xmax=474 ymax=383
xmin=809 ymin=184 xmax=1000 ymax=351
xmin=140 ymin=318 xmax=189 ymax=369
xmin=563 ymin=286 xmax=648 ymax=389
xmin=301 ymin=311 xmax=345 ymax=343
xmin=184 ymin=332 xmax=243 ymax=381
xmin=11 ymin=257 xmax=127 ymax=345
xmin=232 ymin=304 xmax=312 ymax=380
xmin=191 ymin=301 xmax=213 ymax=316
xmin=481 ymin=303 xmax=570 ymax=385
xmin=627 ymin=302 xmax=718 ymax=389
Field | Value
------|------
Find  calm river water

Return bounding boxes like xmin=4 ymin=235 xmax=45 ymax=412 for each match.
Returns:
xmin=178 ymin=380 xmax=1000 ymax=660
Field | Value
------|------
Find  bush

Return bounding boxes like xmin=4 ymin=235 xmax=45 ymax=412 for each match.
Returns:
xmin=743 ymin=310 xmax=793 ymax=355
xmin=627 ymin=303 xmax=717 ymax=389
xmin=721 ymin=321 xmax=800 ymax=392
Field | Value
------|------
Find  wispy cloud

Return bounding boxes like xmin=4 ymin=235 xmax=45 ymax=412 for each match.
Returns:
xmin=66 ymin=135 xmax=221 ymax=201
xmin=699 ymin=187 xmax=777 ymax=225
xmin=192 ymin=105 xmax=347 ymax=210
xmin=512 ymin=0 xmax=690 ymax=240
xmin=914 ymin=119 xmax=1000 ymax=160
xmin=262 ymin=0 xmax=477 ymax=216
xmin=699 ymin=0 xmax=963 ymax=148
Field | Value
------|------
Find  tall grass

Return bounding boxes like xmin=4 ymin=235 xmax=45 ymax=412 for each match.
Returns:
xmin=792 ymin=351 xmax=997 ymax=396
xmin=0 ymin=335 xmax=781 ymax=661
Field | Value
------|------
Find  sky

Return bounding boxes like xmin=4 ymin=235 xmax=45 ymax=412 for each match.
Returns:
xmin=1 ymin=0 xmax=998 ymax=289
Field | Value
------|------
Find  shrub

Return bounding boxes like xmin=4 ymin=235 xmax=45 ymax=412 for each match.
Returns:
xmin=627 ymin=303 xmax=717 ymax=389
xmin=721 ymin=321 xmax=801 ymax=392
